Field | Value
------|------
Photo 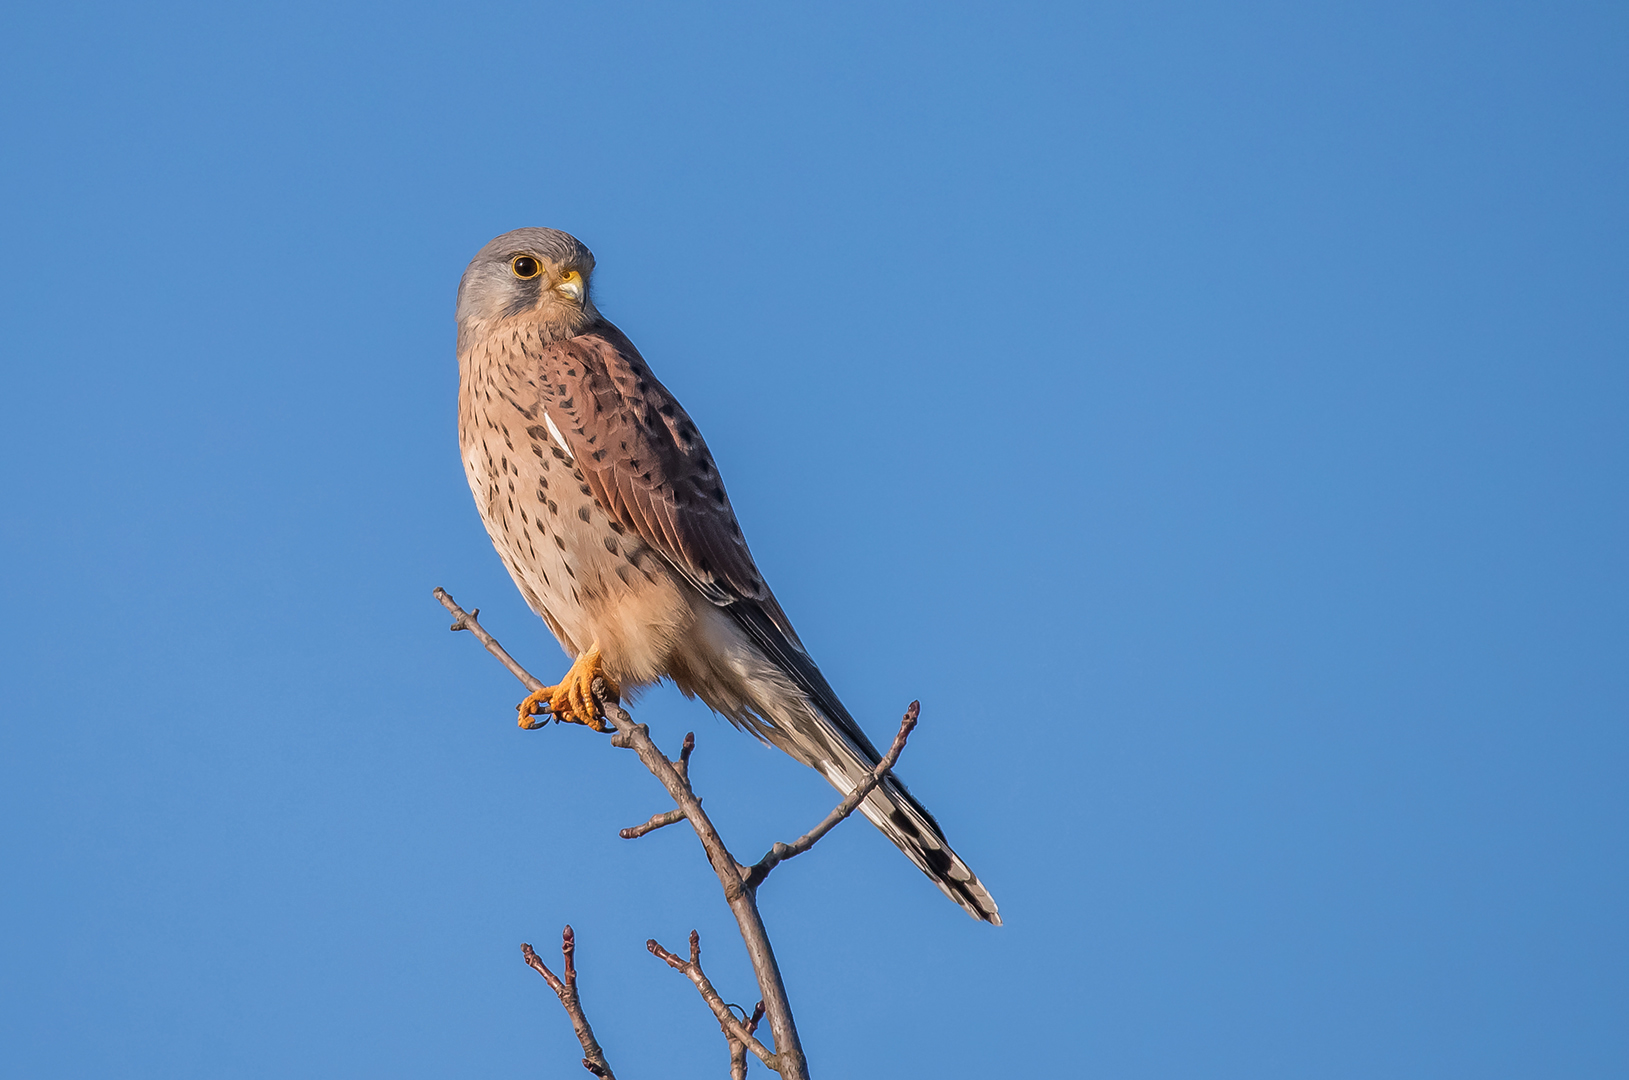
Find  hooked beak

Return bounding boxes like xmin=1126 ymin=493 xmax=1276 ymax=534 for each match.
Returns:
xmin=555 ymin=270 xmax=584 ymax=302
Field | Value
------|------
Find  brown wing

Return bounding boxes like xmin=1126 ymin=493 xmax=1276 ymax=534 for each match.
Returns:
xmin=529 ymin=322 xmax=794 ymax=630
xmin=534 ymin=324 xmax=910 ymax=798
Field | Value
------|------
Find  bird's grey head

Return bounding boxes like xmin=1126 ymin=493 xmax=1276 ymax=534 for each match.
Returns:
xmin=456 ymin=227 xmax=599 ymax=340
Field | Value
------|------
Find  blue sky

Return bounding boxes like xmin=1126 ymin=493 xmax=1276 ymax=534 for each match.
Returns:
xmin=2 ymin=2 xmax=1625 ymax=1076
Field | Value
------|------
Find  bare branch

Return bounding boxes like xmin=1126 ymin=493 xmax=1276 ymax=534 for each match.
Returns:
xmin=620 ymin=807 xmax=689 ymax=839
xmin=594 ymin=684 xmax=747 ymax=888
xmin=619 ymin=731 xmax=698 ymax=838
xmin=433 ymin=590 xmax=810 ymax=1080
xmin=433 ymin=587 xmax=545 ymax=694
xmin=595 ymin=683 xmax=809 ymax=1080
xmin=648 ymin=931 xmax=779 ymax=1072
xmin=521 ymin=927 xmax=615 ymax=1079
xmin=746 ymin=702 xmax=920 ymax=889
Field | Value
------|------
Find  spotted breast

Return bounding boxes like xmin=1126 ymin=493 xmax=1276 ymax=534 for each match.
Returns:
xmin=458 ymin=320 xmax=697 ymax=689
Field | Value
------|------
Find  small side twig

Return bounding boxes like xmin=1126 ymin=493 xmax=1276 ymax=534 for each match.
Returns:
xmin=745 ymin=701 xmax=920 ymax=889
xmin=521 ymin=927 xmax=615 ymax=1079
xmin=676 ymin=730 xmax=696 ymax=787
xmin=649 ymin=930 xmax=779 ymax=1073
xmin=620 ymin=807 xmax=689 ymax=839
xmin=731 ymin=1002 xmax=767 ymax=1080
xmin=434 ymin=587 xmax=545 ymax=694
xmin=619 ymin=732 xmax=697 ymax=839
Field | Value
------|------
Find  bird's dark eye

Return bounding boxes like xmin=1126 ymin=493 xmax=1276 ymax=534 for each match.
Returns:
xmin=511 ymin=255 xmax=542 ymax=279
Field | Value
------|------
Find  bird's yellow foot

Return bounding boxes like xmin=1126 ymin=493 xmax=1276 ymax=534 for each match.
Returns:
xmin=517 ymin=645 xmax=620 ymax=732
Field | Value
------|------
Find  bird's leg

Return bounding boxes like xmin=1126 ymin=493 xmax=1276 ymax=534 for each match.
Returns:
xmin=517 ymin=643 xmax=620 ymax=732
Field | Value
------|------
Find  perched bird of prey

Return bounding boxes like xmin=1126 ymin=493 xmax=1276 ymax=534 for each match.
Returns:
xmin=456 ymin=227 xmax=999 ymax=924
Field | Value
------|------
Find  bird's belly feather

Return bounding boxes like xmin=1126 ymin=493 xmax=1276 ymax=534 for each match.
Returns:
xmin=460 ymin=398 xmax=692 ymax=690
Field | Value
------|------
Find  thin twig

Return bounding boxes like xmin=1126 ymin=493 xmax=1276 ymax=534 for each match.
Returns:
xmin=731 ymin=1002 xmax=767 ymax=1080
xmin=521 ymin=927 xmax=615 ymax=1079
xmin=648 ymin=931 xmax=779 ymax=1072
xmin=745 ymin=702 xmax=920 ymax=889
xmin=620 ymin=732 xmax=698 ymax=838
xmin=676 ymin=730 xmax=696 ymax=787
xmin=434 ymin=587 xmax=545 ymax=694
xmin=620 ymin=807 xmax=689 ymax=839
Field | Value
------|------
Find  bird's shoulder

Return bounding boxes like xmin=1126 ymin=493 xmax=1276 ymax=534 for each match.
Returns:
xmin=531 ymin=322 xmax=774 ymax=611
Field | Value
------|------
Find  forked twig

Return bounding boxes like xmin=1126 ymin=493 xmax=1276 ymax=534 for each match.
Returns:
xmin=731 ymin=1002 xmax=768 ymax=1080
xmin=648 ymin=930 xmax=778 ymax=1072
xmin=521 ymin=927 xmax=615 ymax=1079
xmin=620 ymin=734 xmax=696 ymax=838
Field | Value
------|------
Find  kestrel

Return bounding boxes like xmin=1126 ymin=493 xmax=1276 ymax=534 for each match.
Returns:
xmin=456 ymin=227 xmax=998 ymax=924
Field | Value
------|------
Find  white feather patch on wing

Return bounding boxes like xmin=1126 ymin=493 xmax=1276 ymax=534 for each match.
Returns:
xmin=542 ymin=409 xmax=574 ymax=463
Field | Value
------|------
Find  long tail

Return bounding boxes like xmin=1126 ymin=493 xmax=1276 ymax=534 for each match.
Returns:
xmin=815 ymin=728 xmax=1002 ymax=925
xmin=724 ymin=604 xmax=1002 ymax=925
